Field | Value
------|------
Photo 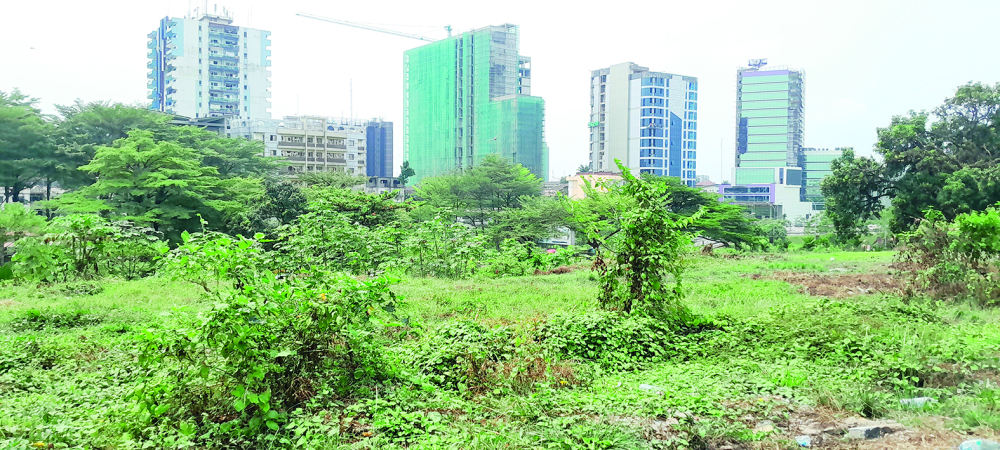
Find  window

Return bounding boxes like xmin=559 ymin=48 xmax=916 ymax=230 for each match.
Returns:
xmin=601 ymin=75 xmax=607 ymax=83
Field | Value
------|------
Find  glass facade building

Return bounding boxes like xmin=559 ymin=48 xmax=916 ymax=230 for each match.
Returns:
xmin=404 ymin=24 xmax=547 ymax=185
xmin=801 ymin=147 xmax=846 ymax=206
xmin=589 ymin=63 xmax=698 ymax=186
xmin=734 ymin=68 xmax=804 ymax=170
xmin=365 ymin=119 xmax=394 ymax=178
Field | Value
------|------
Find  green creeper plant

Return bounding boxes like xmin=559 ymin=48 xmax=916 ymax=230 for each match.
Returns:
xmin=567 ymin=160 xmax=702 ymax=320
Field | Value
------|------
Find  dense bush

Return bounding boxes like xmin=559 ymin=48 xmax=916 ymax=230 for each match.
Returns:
xmin=897 ymin=206 xmax=1000 ymax=305
xmin=11 ymin=214 xmax=164 ymax=282
xmin=133 ymin=233 xmax=407 ymax=447
xmin=539 ymin=311 xmax=691 ymax=370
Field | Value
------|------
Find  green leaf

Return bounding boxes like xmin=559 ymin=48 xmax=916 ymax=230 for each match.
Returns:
xmin=233 ymin=399 xmax=247 ymax=412
xmin=266 ymin=419 xmax=279 ymax=431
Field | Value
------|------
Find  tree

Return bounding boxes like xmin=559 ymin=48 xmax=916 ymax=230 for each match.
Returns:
xmin=577 ymin=163 xmax=592 ymax=173
xmin=568 ymin=173 xmax=762 ymax=249
xmin=53 ymin=130 xmax=254 ymax=241
xmin=823 ymin=82 xmax=1000 ymax=238
xmin=821 ymin=148 xmax=891 ymax=241
xmin=298 ymin=171 xmax=366 ymax=189
xmin=0 ymin=204 xmax=47 ymax=265
xmin=567 ymin=160 xmax=700 ymax=320
xmin=53 ymin=100 xmax=173 ymax=190
xmin=0 ymin=90 xmax=55 ymax=203
xmin=228 ymin=181 xmax=308 ymax=237
xmin=398 ymin=160 xmax=415 ymax=186
xmin=417 ymin=154 xmax=541 ymax=228
xmin=166 ymin=126 xmax=276 ymax=178
xmin=484 ymin=195 xmax=570 ymax=248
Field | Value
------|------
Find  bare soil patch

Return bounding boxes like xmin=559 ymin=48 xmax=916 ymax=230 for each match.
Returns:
xmin=760 ymin=271 xmax=904 ymax=299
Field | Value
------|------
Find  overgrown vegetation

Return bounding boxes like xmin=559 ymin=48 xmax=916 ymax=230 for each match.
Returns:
xmin=4 ymin=84 xmax=1000 ymax=449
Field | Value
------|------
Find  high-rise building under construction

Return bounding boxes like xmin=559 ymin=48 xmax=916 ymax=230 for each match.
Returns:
xmin=404 ymin=24 xmax=548 ymax=184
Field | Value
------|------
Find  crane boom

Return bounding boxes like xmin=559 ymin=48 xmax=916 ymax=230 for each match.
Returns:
xmin=296 ymin=12 xmax=449 ymax=42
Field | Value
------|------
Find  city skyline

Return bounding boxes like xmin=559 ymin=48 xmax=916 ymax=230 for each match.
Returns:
xmin=3 ymin=0 xmax=999 ymax=182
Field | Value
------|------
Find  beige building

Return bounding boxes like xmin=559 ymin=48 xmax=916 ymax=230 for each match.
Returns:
xmin=566 ymin=173 xmax=623 ymax=200
xmin=276 ymin=116 xmax=365 ymax=176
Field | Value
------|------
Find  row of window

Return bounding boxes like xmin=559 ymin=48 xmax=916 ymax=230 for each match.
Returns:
xmin=641 ymin=77 xmax=666 ymax=87
xmin=641 ymin=87 xmax=665 ymax=97
xmin=683 ymin=141 xmax=697 ymax=149
xmin=640 ymin=138 xmax=665 ymax=147
xmin=686 ymin=92 xmax=698 ymax=100
xmin=684 ymin=121 xmax=697 ymax=130
xmin=641 ymin=108 xmax=665 ymax=117
xmin=636 ymin=159 xmax=698 ymax=169
xmin=640 ymin=97 xmax=664 ymax=107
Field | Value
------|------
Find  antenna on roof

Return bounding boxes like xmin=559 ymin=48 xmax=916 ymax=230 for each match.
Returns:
xmin=748 ymin=58 xmax=768 ymax=70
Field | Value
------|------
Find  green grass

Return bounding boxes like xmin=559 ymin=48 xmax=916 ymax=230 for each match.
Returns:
xmin=2 ymin=251 xmax=1000 ymax=449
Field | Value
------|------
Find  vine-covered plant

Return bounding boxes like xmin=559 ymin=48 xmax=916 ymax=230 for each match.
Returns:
xmin=568 ymin=160 xmax=702 ymax=320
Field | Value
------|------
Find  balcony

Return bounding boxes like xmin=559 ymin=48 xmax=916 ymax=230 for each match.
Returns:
xmin=209 ymin=74 xmax=239 ymax=83
xmin=208 ymin=28 xmax=239 ymax=39
xmin=147 ymin=58 xmax=157 ymax=69
xmin=209 ymin=86 xmax=239 ymax=94
xmin=147 ymin=39 xmax=157 ymax=49
xmin=209 ymin=41 xmax=239 ymax=51
xmin=209 ymin=97 xmax=239 ymax=105
xmin=212 ymin=64 xmax=239 ymax=73
xmin=286 ymin=156 xmax=348 ymax=164
xmin=210 ymin=53 xmax=239 ymax=62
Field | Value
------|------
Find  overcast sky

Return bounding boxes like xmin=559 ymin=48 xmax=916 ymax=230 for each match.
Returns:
xmin=2 ymin=0 xmax=998 ymax=181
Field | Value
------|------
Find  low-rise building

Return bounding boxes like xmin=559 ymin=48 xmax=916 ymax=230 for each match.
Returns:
xmin=227 ymin=115 xmax=368 ymax=177
xmin=566 ymin=173 xmax=623 ymax=200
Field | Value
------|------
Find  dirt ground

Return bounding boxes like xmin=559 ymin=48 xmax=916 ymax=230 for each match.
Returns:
xmin=757 ymin=271 xmax=905 ymax=299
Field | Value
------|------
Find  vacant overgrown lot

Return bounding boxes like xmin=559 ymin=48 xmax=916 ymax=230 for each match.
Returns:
xmin=1 ymin=251 xmax=999 ymax=449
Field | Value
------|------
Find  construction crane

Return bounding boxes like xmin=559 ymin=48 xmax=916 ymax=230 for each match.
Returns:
xmin=296 ymin=12 xmax=451 ymax=42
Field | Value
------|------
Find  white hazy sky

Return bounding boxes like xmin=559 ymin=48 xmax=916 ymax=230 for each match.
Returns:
xmin=2 ymin=0 xmax=998 ymax=182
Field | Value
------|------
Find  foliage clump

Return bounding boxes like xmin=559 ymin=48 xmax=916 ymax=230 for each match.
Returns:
xmin=897 ymin=206 xmax=1000 ymax=305
xmin=134 ymin=232 xmax=407 ymax=446
xmin=569 ymin=161 xmax=701 ymax=320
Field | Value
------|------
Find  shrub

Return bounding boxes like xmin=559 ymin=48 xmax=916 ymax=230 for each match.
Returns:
xmin=897 ymin=207 xmax=1000 ymax=305
xmin=568 ymin=160 xmax=701 ymax=320
xmin=133 ymin=233 xmax=407 ymax=446
xmin=539 ymin=311 xmax=696 ymax=370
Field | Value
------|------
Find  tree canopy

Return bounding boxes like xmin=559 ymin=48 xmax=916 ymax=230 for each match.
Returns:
xmin=823 ymin=82 xmax=1000 ymax=238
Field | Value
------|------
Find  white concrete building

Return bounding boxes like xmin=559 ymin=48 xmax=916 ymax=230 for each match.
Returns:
xmin=228 ymin=116 xmax=368 ymax=177
xmin=147 ymin=6 xmax=271 ymax=121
